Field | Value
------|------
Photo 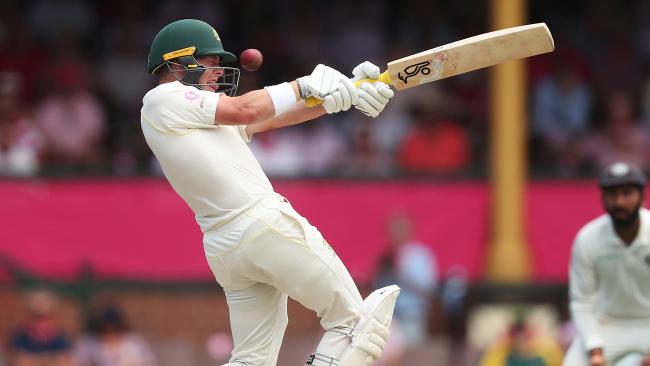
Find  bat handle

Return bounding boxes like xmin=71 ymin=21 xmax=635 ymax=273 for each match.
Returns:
xmin=304 ymin=71 xmax=392 ymax=107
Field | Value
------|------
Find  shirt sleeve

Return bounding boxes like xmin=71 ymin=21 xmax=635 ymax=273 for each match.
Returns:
xmin=569 ymin=231 xmax=603 ymax=351
xmin=142 ymin=86 xmax=220 ymax=134
xmin=236 ymin=125 xmax=252 ymax=143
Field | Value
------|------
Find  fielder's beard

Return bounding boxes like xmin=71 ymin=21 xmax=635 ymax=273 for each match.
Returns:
xmin=608 ymin=204 xmax=642 ymax=229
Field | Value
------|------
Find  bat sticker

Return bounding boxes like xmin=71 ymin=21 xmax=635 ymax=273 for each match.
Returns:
xmin=430 ymin=52 xmax=447 ymax=81
xmin=397 ymin=61 xmax=431 ymax=84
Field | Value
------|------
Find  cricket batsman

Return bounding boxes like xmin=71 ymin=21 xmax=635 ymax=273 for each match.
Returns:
xmin=563 ymin=162 xmax=650 ymax=366
xmin=141 ymin=19 xmax=400 ymax=366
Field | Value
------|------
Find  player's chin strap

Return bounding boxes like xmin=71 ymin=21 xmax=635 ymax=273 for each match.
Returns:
xmin=306 ymin=285 xmax=400 ymax=366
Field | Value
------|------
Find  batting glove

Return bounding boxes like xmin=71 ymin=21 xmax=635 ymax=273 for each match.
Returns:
xmin=352 ymin=61 xmax=381 ymax=81
xmin=356 ymin=82 xmax=395 ymax=118
xmin=321 ymin=77 xmax=358 ymax=114
xmin=350 ymin=61 xmax=395 ymax=117
xmin=296 ymin=64 xmax=359 ymax=114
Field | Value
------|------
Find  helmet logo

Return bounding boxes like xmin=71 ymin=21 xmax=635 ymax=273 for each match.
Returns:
xmin=163 ymin=46 xmax=196 ymax=61
xmin=212 ymin=28 xmax=221 ymax=41
xmin=610 ymin=163 xmax=631 ymax=177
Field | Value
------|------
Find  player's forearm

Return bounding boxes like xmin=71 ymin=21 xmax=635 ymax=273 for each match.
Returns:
xmin=216 ymin=82 xmax=302 ymax=126
xmin=245 ymin=101 xmax=326 ymax=136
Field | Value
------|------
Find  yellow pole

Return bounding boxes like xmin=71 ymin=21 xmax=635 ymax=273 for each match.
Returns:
xmin=486 ymin=0 xmax=531 ymax=282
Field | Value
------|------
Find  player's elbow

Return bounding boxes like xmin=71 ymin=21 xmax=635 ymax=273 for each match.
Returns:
xmin=235 ymin=106 xmax=259 ymax=125
xmin=216 ymin=97 xmax=261 ymax=125
xmin=224 ymin=105 xmax=258 ymax=125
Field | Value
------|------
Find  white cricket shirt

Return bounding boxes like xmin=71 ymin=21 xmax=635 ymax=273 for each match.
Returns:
xmin=140 ymin=81 xmax=275 ymax=236
xmin=569 ymin=207 xmax=650 ymax=350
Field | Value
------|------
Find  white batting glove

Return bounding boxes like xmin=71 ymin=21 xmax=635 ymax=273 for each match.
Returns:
xmin=322 ymin=77 xmax=357 ymax=114
xmin=297 ymin=64 xmax=358 ymax=103
xmin=356 ymin=82 xmax=395 ymax=118
xmin=352 ymin=61 xmax=381 ymax=81
xmin=349 ymin=61 xmax=395 ymax=117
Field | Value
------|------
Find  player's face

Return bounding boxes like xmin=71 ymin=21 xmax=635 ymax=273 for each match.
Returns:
xmin=602 ymin=184 xmax=644 ymax=227
xmin=197 ymin=56 xmax=224 ymax=92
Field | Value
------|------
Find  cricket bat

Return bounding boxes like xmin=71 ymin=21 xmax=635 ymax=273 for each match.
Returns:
xmin=305 ymin=23 xmax=554 ymax=106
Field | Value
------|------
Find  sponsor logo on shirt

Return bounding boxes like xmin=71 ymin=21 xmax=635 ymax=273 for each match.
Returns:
xmin=185 ymin=90 xmax=200 ymax=102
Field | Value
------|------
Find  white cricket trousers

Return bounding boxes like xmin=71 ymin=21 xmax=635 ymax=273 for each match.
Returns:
xmin=204 ymin=195 xmax=365 ymax=366
xmin=562 ymin=316 xmax=650 ymax=365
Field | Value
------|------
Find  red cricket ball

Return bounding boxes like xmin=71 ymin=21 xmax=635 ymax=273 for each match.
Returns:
xmin=240 ymin=48 xmax=263 ymax=72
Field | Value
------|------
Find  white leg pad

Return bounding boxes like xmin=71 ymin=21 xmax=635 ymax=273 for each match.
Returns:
xmin=614 ymin=353 xmax=644 ymax=366
xmin=338 ymin=285 xmax=400 ymax=366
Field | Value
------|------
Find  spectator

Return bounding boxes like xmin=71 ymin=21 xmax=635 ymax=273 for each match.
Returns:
xmin=326 ymin=5 xmax=384 ymax=72
xmin=7 ymin=289 xmax=72 ymax=366
xmin=580 ymin=91 xmax=648 ymax=171
xmin=99 ymin=20 xmax=154 ymax=175
xmin=248 ymin=128 xmax=305 ymax=177
xmin=555 ymin=303 xmax=576 ymax=352
xmin=0 ymin=14 xmax=48 ymax=103
xmin=0 ymin=72 xmax=44 ymax=176
xmin=340 ymin=86 xmax=423 ymax=173
xmin=35 ymin=58 xmax=106 ymax=167
xmin=531 ymin=58 xmax=593 ymax=174
xmin=294 ymin=121 xmax=346 ymax=176
xmin=592 ymin=37 xmax=643 ymax=98
xmin=341 ymin=119 xmax=393 ymax=177
xmin=250 ymin=119 xmax=344 ymax=177
xmin=480 ymin=314 xmax=563 ymax=366
xmin=441 ymin=265 xmax=470 ymax=366
xmin=398 ymin=90 xmax=471 ymax=174
xmin=504 ymin=321 xmax=548 ymax=366
xmin=73 ymin=304 xmax=158 ymax=366
xmin=375 ymin=213 xmax=438 ymax=346
xmin=0 ymin=0 xmax=648 ymax=177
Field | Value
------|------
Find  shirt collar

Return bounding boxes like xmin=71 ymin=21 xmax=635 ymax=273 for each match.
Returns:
xmin=606 ymin=207 xmax=650 ymax=248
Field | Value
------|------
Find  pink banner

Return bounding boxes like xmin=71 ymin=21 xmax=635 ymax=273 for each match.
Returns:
xmin=274 ymin=180 xmax=489 ymax=282
xmin=0 ymin=179 xmax=610 ymax=282
xmin=526 ymin=181 xmax=604 ymax=281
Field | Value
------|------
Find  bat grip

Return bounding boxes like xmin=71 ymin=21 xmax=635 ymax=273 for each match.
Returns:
xmin=304 ymin=71 xmax=392 ymax=107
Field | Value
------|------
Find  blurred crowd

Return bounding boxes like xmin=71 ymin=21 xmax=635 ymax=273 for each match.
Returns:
xmin=0 ymin=290 xmax=573 ymax=366
xmin=0 ymin=0 xmax=649 ymax=178
xmin=2 ymin=289 xmax=159 ymax=366
xmin=0 ymin=215 xmax=579 ymax=366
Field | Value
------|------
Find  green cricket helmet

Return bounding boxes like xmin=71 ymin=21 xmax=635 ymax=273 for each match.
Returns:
xmin=148 ymin=19 xmax=240 ymax=95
